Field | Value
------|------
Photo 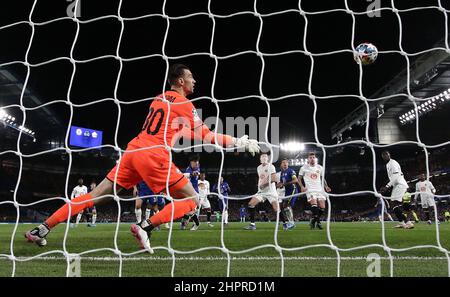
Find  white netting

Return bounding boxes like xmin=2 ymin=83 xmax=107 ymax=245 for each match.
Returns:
xmin=0 ymin=0 xmax=450 ymax=277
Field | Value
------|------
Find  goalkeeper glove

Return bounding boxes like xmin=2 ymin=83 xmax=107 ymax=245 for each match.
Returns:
xmin=234 ymin=135 xmax=260 ymax=156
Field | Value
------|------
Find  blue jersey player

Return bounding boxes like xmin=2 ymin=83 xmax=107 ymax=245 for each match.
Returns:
xmin=212 ymin=176 xmax=231 ymax=225
xmin=134 ymin=181 xmax=167 ymax=229
xmin=277 ymin=159 xmax=299 ymax=226
xmin=181 ymin=155 xmax=202 ymax=230
xmin=185 ymin=159 xmax=200 ymax=193
xmin=375 ymin=197 xmax=393 ymax=222
xmin=239 ymin=205 xmax=246 ymax=222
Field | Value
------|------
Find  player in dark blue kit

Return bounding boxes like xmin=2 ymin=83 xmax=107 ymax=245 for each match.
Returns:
xmin=212 ymin=176 xmax=231 ymax=225
xmin=134 ymin=181 xmax=167 ymax=230
xmin=134 ymin=181 xmax=152 ymax=223
xmin=180 ymin=155 xmax=201 ymax=230
xmin=277 ymin=159 xmax=299 ymax=227
xmin=239 ymin=205 xmax=247 ymax=222
xmin=375 ymin=196 xmax=394 ymax=222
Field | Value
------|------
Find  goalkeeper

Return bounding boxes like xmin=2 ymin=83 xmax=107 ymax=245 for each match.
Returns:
xmin=25 ymin=64 xmax=260 ymax=253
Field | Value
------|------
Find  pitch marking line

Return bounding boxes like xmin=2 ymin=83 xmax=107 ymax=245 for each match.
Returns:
xmin=2 ymin=256 xmax=448 ymax=261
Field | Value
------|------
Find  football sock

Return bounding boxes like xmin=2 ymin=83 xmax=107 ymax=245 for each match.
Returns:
xmin=45 ymin=193 xmax=94 ymax=229
xmin=192 ymin=214 xmax=200 ymax=226
xmin=248 ymin=205 xmax=256 ymax=224
xmin=145 ymin=208 xmax=152 ymax=220
xmin=412 ymin=211 xmax=419 ymax=222
xmin=424 ymin=209 xmax=430 ymax=221
xmin=149 ymin=199 xmax=196 ymax=227
xmin=223 ymin=210 xmax=229 ymax=224
xmin=75 ymin=213 xmax=82 ymax=225
xmin=393 ymin=205 xmax=407 ymax=222
xmin=288 ymin=207 xmax=294 ymax=223
xmin=318 ymin=208 xmax=325 ymax=221
xmin=135 ymin=208 xmax=142 ymax=223
xmin=278 ymin=207 xmax=287 ymax=224
xmin=206 ymin=211 xmax=211 ymax=223
xmin=311 ymin=205 xmax=319 ymax=223
xmin=283 ymin=208 xmax=291 ymax=223
xmin=92 ymin=213 xmax=97 ymax=224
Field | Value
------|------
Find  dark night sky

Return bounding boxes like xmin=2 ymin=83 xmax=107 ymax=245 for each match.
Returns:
xmin=0 ymin=0 xmax=448 ymax=151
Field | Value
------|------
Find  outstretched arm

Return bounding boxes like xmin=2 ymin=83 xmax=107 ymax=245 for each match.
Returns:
xmin=176 ymin=102 xmax=260 ymax=155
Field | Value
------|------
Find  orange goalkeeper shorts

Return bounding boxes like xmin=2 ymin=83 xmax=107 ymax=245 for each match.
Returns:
xmin=106 ymin=145 xmax=188 ymax=194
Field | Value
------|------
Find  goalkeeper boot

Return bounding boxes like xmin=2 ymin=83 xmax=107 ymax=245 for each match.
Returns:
xmin=25 ymin=223 xmax=50 ymax=247
xmin=130 ymin=224 xmax=154 ymax=254
xmin=190 ymin=224 xmax=199 ymax=231
xmin=244 ymin=224 xmax=256 ymax=230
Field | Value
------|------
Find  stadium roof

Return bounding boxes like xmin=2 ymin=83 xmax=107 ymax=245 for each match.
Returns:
xmin=0 ymin=69 xmax=63 ymax=130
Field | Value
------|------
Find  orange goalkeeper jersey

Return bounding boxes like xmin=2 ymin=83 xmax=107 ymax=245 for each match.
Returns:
xmin=128 ymin=90 xmax=233 ymax=150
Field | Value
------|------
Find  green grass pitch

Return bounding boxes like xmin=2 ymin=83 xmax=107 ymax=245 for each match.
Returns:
xmin=1 ymin=222 xmax=449 ymax=277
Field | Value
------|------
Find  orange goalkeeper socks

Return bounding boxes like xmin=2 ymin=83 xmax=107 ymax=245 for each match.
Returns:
xmin=45 ymin=193 xmax=95 ymax=229
xmin=149 ymin=199 xmax=196 ymax=227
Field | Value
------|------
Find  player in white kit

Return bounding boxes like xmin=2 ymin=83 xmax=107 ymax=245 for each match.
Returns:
xmin=196 ymin=173 xmax=214 ymax=228
xmin=71 ymin=178 xmax=88 ymax=227
xmin=415 ymin=173 xmax=437 ymax=224
xmin=298 ymin=152 xmax=331 ymax=230
xmin=244 ymin=153 xmax=293 ymax=230
xmin=380 ymin=151 xmax=414 ymax=229
xmin=87 ymin=181 xmax=98 ymax=227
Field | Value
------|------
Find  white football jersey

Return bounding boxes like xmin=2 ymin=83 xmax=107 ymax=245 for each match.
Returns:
xmin=71 ymin=185 xmax=88 ymax=199
xmin=415 ymin=180 xmax=435 ymax=198
xmin=275 ymin=171 xmax=285 ymax=197
xmin=299 ymin=163 xmax=324 ymax=192
xmin=257 ymin=163 xmax=277 ymax=193
xmin=386 ymin=159 xmax=408 ymax=187
xmin=198 ymin=179 xmax=210 ymax=199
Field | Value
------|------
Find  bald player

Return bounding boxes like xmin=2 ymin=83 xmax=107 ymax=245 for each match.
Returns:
xmin=380 ymin=151 xmax=414 ymax=229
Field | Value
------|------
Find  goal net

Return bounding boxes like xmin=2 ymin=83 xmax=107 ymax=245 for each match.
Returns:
xmin=0 ymin=0 xmax=449 ymax=277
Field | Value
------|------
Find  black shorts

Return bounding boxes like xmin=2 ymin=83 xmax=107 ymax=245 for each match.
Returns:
xmin=85 ymin=207 xmax=96 ymax=214
xmin=402 ymin=203 xmax=411 ymax=211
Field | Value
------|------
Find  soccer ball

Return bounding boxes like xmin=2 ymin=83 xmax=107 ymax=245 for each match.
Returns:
xmin=354 ymin=42 xmax=378 ymax=65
